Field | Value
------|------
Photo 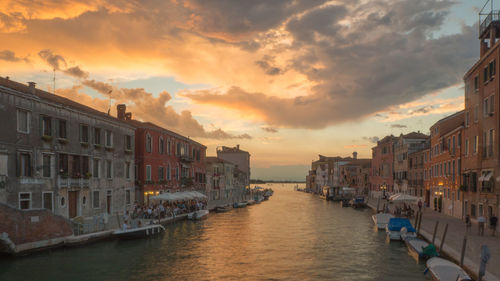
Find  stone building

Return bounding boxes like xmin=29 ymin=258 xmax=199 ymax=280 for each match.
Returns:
xmin=216 ymin=145 xmax=250 ymax=187
xmin=408 ymin=140 xmax=429 ymax=200
xmin=393 ymin=132 xmax=429 ymax=194
xmin=0 ymin=77 xmax=135 ymax=219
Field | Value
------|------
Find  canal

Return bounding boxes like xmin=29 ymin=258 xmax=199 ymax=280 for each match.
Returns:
xmin=0 ymin=184 xmax=429 ymax=281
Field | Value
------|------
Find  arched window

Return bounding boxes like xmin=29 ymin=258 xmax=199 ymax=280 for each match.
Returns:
xmin=146 ymin=134 xmax=152 ymax=153
xmin=159 ymin=137 xmax=164 ymax=154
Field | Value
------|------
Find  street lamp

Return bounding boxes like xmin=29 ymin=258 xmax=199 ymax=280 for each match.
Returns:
xmin=381 ymin=184 xmax=387 ymax=199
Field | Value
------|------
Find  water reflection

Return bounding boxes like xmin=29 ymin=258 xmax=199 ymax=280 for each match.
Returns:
xmin=0 ymin=184 xmax=428 ymax=281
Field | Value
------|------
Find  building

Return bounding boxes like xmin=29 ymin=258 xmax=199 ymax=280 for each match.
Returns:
xmin=308 ymin=155 xmax=351 ymax=193
xmin=462 ymin=11 xmax=500 ymax=220
xmin=426 ymin=111 xmax=464 ymax=218
xmin=205 ymin=156 xmax=240 ymax=201
xmin=121 ymin=105 xmax=206 ymax=204
xmin=370 ymin=135 xmax=397 ymax=195
xmin=393 ymin=132 xmax=429 ymax=194
xmin=408 ymin=140 xmax=429 ymax=200
xmin=338 ymin=157 xmax=371 ymax=193
xmin=216 ymin=145 xmax=250 ymax=187
xmin=0 ymin=77 xmax=135 ymax=219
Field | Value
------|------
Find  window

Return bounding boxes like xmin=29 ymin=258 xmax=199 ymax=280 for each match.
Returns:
xmin=167 ymin=164 xmax=171 ymax=180
xmin=17 ymin=152 xmax=31 ymax=177
xmin=106 ymin=160 xmax=112 ymax=179
xmin=177 ymin=142 xmax=181 ymax=156
xmin=105 ymin=130 xmax=113 ymax=147
xmin=474 ymin=76 xmax=479 ymax=91
xmin=19 ymin=192 xmax=31 ymax=210
xmin=473 ymin=136 xmax=478 ymax=153
xmin=167 ymin=139 xmax=171 ymax=155
xmin=42 ymin=154 xmax=51 ymax=178
xmin=159 ymin=137 xmax=164 ymax=154
xmin=471 ymin=204 xmax=476 ymax=217
xmin=57 ymin=119 xmax=67 ymax=139
xmin=58 ymin=153 xmax=68 ymax=174
xmin=484 ymin=98 xmax=489 ymax=117
xmin=484 ymin=67 xmax=488 ymax=83
xmin=125 ymin=135 xmax=132 ymax=150
xmin=474 ymin=105 xmax=479 ymax=122
xmin=146 ymin=165 xmax=151 ymax=181
xmin=42 ymin=192 xmax=53 ymax=211
xmin=80 ymin=124 xmax=89 ymax=143
xmin=176 ymin=166 xmax=179 ymax=180
xmin=490 ymin=95 xmax=495 ymax=114
xmin=60 ymin=196 xmax=65 ymax=207
xmin=93 ymin=191 xmax=100 ymax=208
xmin=465 ymin=111 xmax=469 ymax=127
xmin=158 ymin=166 xmax=164 ymax=180
xmin=41 ymin=116 xmax=52 ymax=136
xmin=146 ymin=134 xmax=152 ymax=153
xmin=489 ymin=129 xmax=494 ymax=157
xmin=94 ymin=128 xmax=101 ymax=145
xmin=93 ymin=159 xmax=100 ymax=178
xmin=17 ymin=109 xmax=30 ymax=133
xmin=489 ymin=60 xmax=496 ymax=79
xmin=125 ymin=162 xmax=131 ymax=179
xmin=465 ymin=139 xmax=469 ymax=156
xmin=125 ymin=190 xmax=131 ymax=205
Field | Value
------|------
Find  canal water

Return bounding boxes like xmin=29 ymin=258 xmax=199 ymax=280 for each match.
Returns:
xmin=0 ymin=184 xmax=429 ymax=281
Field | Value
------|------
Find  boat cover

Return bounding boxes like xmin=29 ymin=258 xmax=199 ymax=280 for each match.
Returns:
xmin=426 ymin=257 xmax=471 ymax=281
xmin=408 ymin=239 xmax=429 ymax=253
xmin=387 ymin=218 xmax=416 ymax=232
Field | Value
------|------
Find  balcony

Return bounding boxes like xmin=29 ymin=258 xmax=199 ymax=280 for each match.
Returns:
xmin=57 ymin=177 xmax=90 ymax=188
xmin=19 ymin=177 xmax=45 ymax=185
xmin=480 ymin=10 xmax=500 ymax=38
xmin=179 ymin=154 xmax=194 ymax=163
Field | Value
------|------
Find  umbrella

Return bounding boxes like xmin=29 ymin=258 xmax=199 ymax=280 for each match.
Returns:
xmin=390 ymin=193 xmax=418 ymax=203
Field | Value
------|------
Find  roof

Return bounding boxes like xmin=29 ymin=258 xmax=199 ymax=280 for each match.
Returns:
xmin=0 ymin=77 xmax=134 ymax=129
xmin=402 ymin=132 xmax=429 ymax=139
xmin=206 ymin=156 xmax=235 ymax=165
xmin=217 ymin=146 xmax=249 ymax=154
xmin=129 ymin=119 xmax=206 ymax=148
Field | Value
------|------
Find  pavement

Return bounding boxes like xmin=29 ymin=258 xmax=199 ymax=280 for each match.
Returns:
xmin=367 ymin=197 xmax=500 ymax=281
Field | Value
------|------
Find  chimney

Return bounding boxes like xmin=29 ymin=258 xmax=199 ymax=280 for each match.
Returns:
xmin=27 ymin=82 xmax=36 ymax=94
xmin=125 ymin=112 xmax=132 ymax=121
xmin=236 ymin=144 xmax=240 ymax=150
xmin=353 ymin=151 xmax=358 ymax=159
xmin=117 ymin=104 xmax=126 ymax=120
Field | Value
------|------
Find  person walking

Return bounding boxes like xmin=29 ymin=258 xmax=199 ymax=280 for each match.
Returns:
xmin=465 ymin=214 xmax=471 ymax=233
xmin=478 ymin=214 xmax=486 ymax=236
xmin=490 ymin=215 xmax=498 ymax=237
xmin=418 ymin=200 xmax=423 ymax=213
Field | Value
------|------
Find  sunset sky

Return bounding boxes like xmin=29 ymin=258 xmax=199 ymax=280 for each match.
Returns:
xmin=0 ymin=0 xmax=487 ymax=180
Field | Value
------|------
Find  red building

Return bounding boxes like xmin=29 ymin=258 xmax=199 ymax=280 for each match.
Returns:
xmin=116 ymin=105 xmax=206 ymax=203
xmin=370 ymin=135 xmax=397 ymax=195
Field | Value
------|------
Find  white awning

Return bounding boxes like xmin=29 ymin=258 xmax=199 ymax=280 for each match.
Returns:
xmin=478 ymin=174 xmax=485 ymax=181
xmin=479 ymin=171 xmax=493 ymax=181
xmin=150 ymin=191 xmax=207 ymax=202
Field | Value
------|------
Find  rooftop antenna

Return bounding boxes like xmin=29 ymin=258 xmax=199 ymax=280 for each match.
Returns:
xmin=53 ymin=68 xmax=56 ymax=94
xmin=107 ymin=89 xmax=112 ymax=115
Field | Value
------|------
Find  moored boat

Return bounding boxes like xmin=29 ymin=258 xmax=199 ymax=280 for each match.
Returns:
xmin=340 ymin=199 xmax=351 ymax=207
xmin=188 ymin=209 xmax=209 ymax=220
xmin=405 ymin=238 xmax=437 ymax=263
xmin=372 ymin=213 xmax=394 ymax=230
xmin=385 ymin=218 xmax=416 ymax=241
xmin=233 ymin=202 xmax=248 ymax=208
xmin=350 ymin=196 xmax=367 ymax=208
xmin=215 ymin=206 xmax=232 ymax=213
xmin=246 ymin=199 xmax=256 ymax=205
xmin=425 ymin=257 xmax=471 ymax=281
xmin=112 ymin=224 xmax=165 ymax=239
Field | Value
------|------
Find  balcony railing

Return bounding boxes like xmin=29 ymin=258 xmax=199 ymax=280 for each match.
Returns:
xmin=179 ymin=154 xmax=194 ymax=163
xmin=58 ymin=177 xmax=90 ymax=188
xmin=480 ymin=10 xmax=500 ymax=37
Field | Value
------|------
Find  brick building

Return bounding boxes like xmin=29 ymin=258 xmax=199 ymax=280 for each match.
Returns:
xmin=462 ymin=12 xmax=500 ymax=220
xmin=370 ymin=135 xmax=397 ymax=195
xmin=393 ymin=132 xmax=429 ymax=194
xmin=408 ymin=141 xmax=428 ymax=200
xmin=117 ymin=105 xmax=206 ymax=204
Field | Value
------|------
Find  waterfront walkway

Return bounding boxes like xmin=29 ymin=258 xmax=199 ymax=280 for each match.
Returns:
xmin=367 ymin=198 xmax=500 ymax=281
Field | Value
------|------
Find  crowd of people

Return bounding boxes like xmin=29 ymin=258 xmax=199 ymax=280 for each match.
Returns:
xmin=129 ymin=200 xmax=207 ymax=220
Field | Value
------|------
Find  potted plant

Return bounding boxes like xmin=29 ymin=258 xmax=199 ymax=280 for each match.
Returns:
xmin=85 ymin=172 xmax=92 ymax=179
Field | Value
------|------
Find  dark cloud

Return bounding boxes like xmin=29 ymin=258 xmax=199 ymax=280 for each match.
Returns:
xmin=255 ymin=60 xmax=284 ymax=76
xmin=390 ymin=124 xmax=407 ymax=128
xmin=262 ymin=127 xmax=279 ymax=133
xmin=64 ymin=66 xmax=89 ymax=79
xmin=0 ymin=50 xmax=28 ymax=62
xmin=38 ymin=49 xmax=67 ymax=70
xmin=410 ymin=106 xmax=435 ymax=115
xmin=362 ymin=136 xmax=380 ymax=143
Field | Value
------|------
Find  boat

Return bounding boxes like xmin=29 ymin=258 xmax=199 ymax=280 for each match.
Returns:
xmin=340 ymin=199 xmax=351 ymax=207
xmin=425 ymin=257 xmax=472 ymax=281
xmin=405 ymin=238 xmax=438 ymax=263
xmin=112 ymin=224 xmax=165 ymax=239
xmin=233 ymin=202 xmax=247 ymax=208
xmin=400 ymin=226 xmax=417 ymax=241
xmin=215 ymin=206 xmax=232 ymax=213
xmin=385 ymin=218 xmax=416 ymax=241
xmin=350 ymin=196 xmax=367 ymax=208
xmin=188 ymin=209 xmax=209 ymax=220
xmin=372 ymin=213 xmax=394 ymax=230
xmin=246 ymin=199 xmax=256 ymax=205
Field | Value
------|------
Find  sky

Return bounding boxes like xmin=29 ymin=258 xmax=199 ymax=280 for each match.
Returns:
xmin=0 ymin=0 xmax=488 ymax=180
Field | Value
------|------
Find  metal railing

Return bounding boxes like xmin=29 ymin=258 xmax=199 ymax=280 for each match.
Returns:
xmin=480 ymin=10 xmax=500 ymax=36
xmin=58 ymin=177 xmax=90 ymax=188
xmin=71 ymin=216 xmax=106 ymax=236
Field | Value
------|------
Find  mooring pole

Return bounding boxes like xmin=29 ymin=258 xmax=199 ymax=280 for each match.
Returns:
xmin=432 ymin=221 xmax=439 ymax=244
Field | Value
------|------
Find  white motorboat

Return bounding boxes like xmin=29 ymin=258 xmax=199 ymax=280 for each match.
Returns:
xmin=405 ymin=238 xmax=431 ymax=263
xmin=372 ymin=213 xmax=394 ymax=230
xmin=112 ymin=224 xmax=165 ymax=239
xmin=386 ymin=218 xmax=416 ymax=241
xmin=426 ymin=257 xmax=471 ymax=281
xmin=188 ymin=209 xmax=209 ymax=220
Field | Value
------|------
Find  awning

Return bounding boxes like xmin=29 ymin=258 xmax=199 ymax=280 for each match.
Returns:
xmin=150 ymin=191 xmax=207 ymax=202
xmin=479 ymin=171 xmax=493 ymax=181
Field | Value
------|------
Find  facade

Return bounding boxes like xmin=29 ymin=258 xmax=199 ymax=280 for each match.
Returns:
xmin=393 ymin=132 xmax=429 ymax=194
xmin=337 ymin=156 xmax=371 ymax=193
xmin=408 ymin=141 xmax=428 ymax=200
xmin=205 ymin=156 xmax=236 ymax=201
xmin=123 ymin=105 xmax=206 ymax=204
xmin=462 ymin=16 xmax=500 ymax=220
xmin=0 ymin=77 xmax=135 ymax=219
xmin=370 ymin=135 xmax=397 ymax=194
xmin=216 ymin=145 xmax=250 ymax=187
xmin=427 ymin=111 xmax=464 ymax=218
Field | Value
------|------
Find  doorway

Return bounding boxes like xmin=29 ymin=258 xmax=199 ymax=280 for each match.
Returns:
xmin=106 ymin=190 xmax=112 ymax=214
xmin=68 ymin=191 xmax=78 ymax=218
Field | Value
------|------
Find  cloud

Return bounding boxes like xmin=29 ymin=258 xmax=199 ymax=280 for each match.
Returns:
xmin=64 ymin=66 xmax=89 ymax=79
xmin=344 ymin=144 xmax=368 ymax=149
xmin=262 ymin=127 xmax=279 ymax=133
xmin=38 ymin=49 xmax=66 ymax=70
xmin=255 ymin=60 xmax=284 ymax=76
xmin=390 ymin=124 xmax=407 ymax=129
xmin=362 ymin=136 xmax=379 ymax=143
xmin=0 ymin=50 xmax=28 ymax=62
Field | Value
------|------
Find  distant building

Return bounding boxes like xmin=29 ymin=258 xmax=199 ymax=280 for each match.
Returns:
xmin=216 ymin=145 xmax=250 ymax=187
xmin=0 ymin=77 xmax=135 ymax=219
xmin=205 ymin=156 xmax=236 ymax=201
xmin=408 ymin=141 xmax=428 ymax=200
xmin=370 ymin=135 xmax=397 ymax=194
xmin=393 ymin=132 xmax=429 ymax=194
